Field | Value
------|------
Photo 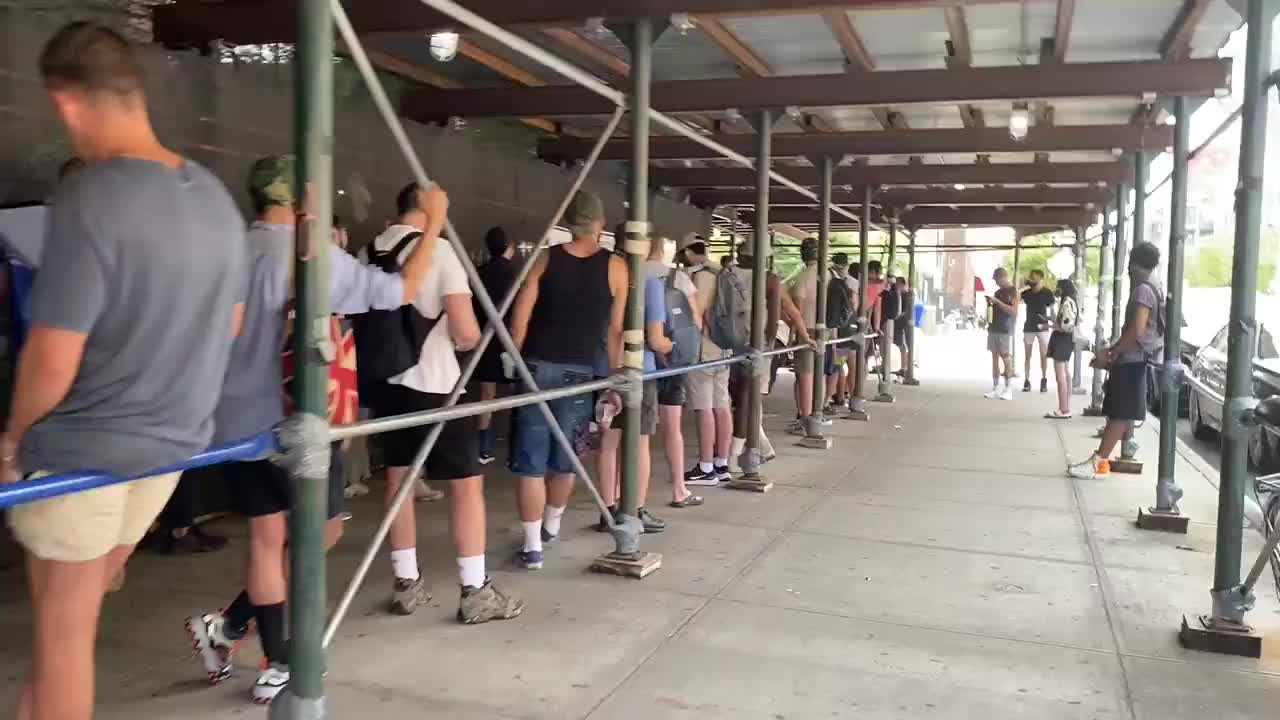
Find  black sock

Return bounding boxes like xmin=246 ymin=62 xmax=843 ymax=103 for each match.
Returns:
xmin=224 ymin=591 xmax=253 ymax=637
xmin=255 ymin=602 xmax=289 ymax=666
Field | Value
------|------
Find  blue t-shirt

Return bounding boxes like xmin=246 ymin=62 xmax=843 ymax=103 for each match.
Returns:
xmin=594 ymin=274 xmax=666 ymax=376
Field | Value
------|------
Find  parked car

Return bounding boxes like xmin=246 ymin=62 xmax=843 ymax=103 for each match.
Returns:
xmin=1187 ymin=321 xmax=1280 ymax=473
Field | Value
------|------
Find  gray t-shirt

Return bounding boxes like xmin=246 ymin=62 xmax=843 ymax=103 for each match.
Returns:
xmin=211 ymin=222 xmax=406 ymax=450
xmin=20 ymin=158 xmax=248 ymax=477
xmin=1116 ymin=278 xmax=1164 ymax=363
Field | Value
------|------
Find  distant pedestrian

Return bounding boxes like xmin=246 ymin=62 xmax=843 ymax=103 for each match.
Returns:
xmin=1045 ymin=278 xmax=1080 ymax=419
xmin=1021 ymin=270 xmax=1055 ymax=393
xmin=984 ymin=267 xmax=1018 ymax=399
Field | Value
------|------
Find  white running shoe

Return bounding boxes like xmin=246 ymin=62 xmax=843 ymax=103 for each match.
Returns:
xmin=1067 ymin=453 xmax=1108 ymax=480
xmin=414 ymin=478 xmax=444 ymax=502
xmin=785 ymin=419 xmax=806 ymax=436
xmin=343 ymin=480 xmax=370 ymax=499
xmin=185 ymin=612 xmax=237 ymax=685
xmin=983 ymin=387 xmax=1002 ymax=399
xmin=252 ymin=664 xmax=290 ymax=705
xmin=999 ymin=385 xmax=1014 ymax=400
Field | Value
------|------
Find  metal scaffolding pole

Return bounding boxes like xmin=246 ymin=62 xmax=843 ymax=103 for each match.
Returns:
xmin=1154 ymin=97 xmax=1190 ymax=517
xmin=1112 ymin=184 xmax=1129 ymax=345
xmin=1072 ymin=226 xmax=1087 ymax=394
xmin=732 ymin=108 xmax=775 ymax=490
xmin=802 ymin=155 xmax=834 ymax=447
xmin=1187 ymin=0 xmax=1274 ymax=646
xmin=1120 ymin=154 xmax=1147 ymax=463
xmin=874 ymin=218 xmax=898 ymax=402
xmin=280 ymin=0 xmax=331 ymax=714
xmin=1084 ymin=212 xmax=1113 ymax=416
xmin=904 ymin=230 xmax=920 ymax=386
xmin=847 ymin=184 xmax=873 ymax=421
xmin=1011 ymin=233 xmax=1022 ymax=381
xmin=616 ymin=18 xmax=655 ymax=520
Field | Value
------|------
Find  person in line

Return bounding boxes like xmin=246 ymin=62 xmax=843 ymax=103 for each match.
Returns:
xmin=595 ymin=233 xmax=672 ymax=531
xmin=474 ymin=226 xmax=518 ymax=465
xmin=1021 ymin=269 xmax=1056 ymax=393
xmin=1069 ymin=243 xmax=1164 ymax=478
xmin=828 ymin=258 xmax=861 ymax=408
xmin=509 ymin=191 xmax=627 ymax=570
xmin=984 ymin=267 xmax=1019 ymax=400
xmin=728 ymin=241 xmax=813 ymax=468
xmin=1045 ymin=278 xmax=1080 ymax=419
xmin=648 ymin=235 xmax=703 ymax=508
xmin=369 ymin=184 xmax=523 ymax=621
xmin=184 ymin=158 xmax=444 ymax=702
xmin=680 ymin=234 xmax=734 ymax=487
xmin=4 ymin=23 xmax=248 ymax=720
xmin=878 ymin=273 xmax=903 ymax=377
xmin=785 ymin=238 xmax=822 ymax=435
xmin=890 ymin=275 xmax=912 ymax=378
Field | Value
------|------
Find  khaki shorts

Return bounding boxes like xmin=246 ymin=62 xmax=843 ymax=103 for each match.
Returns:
xmin=687 ymin=365 xmax=731 ymax=411
xmin=8 ymin=470 xmax=182 ymax=562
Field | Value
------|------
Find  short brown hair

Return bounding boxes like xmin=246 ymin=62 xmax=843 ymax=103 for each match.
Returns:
xmin=40 ymin=21 xmax=145 ymax=96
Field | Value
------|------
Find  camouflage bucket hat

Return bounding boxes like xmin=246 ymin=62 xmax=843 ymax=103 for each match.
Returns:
xmin=248 ymin=155 xmax=297 ymax=206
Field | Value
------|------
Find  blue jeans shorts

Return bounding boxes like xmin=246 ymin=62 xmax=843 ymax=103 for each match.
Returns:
xmin=509 ymin=360 xmax=595 ymax=477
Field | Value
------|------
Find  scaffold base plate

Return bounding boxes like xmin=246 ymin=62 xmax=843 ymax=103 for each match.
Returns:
xmin=1136 ymin=507 xmax=1189 ymax=534
xmin=590 ymin=551 xmax=662 ymax=579
xmin=1179 ymin=614 xmax=1262 ymax=658
xmin=903 ymin=378 xmax=921 ymax=386
xmin=1111 ymin=459 xmax=1144 ymax=474
xmin=797 ymin=436 xmax=833 ymax=450
xmin=727 ymin=476 xmax=773 ymax=493
xmin=843 ymin=410 xmax=870 ymax=422
xmin=872 ymin=393 xmax=896 ymax=403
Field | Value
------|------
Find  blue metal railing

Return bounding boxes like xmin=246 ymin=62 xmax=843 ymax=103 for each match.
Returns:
xmin=0 ymin=432 xmax=276 ymax=510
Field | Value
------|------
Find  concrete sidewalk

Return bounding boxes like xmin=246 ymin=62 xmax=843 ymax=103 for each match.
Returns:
xmin=2 ymin=344 xmax=1280 ymax=718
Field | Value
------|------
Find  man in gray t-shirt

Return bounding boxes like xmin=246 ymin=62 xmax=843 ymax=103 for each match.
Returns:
xmin=1069 ymin=241 xmax=1165 ymax=480
xmin=2 ymin=23 xmax=247 ymax=720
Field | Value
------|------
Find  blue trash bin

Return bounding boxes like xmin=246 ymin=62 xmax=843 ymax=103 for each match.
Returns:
xmin=913 ymin=302 xmax=925 ymax=329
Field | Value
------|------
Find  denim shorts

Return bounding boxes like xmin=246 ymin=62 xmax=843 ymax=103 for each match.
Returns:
xmin=509 ymin=360 xmax=595 ymax=477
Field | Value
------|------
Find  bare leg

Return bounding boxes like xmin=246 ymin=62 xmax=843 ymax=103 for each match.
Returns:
xmin=1039 ymin=341 xmax=1049 ymax=382
xmin=546 ymin=471 xmax=574 ymax=510
xmin=477 ymin=382 xmax=497 ymax=431
xmin=517 ymin=476 xmax=545 ymax=523
xmin=1023 ymin=340 xmax=1033 ymax=380
xmin=447 ymin=476 xmax=486 ymax=558
xmin=1056 ymin=360 xmax=1071 ymax=414
xmin=1098 ymin=419 xmax=1132 ymax=459
xmin=990 ymin=352 xmax=1000 ymax=387
xmin=796 ymin=369 xmax=813 ymax=418
xmin=598 ymin=428 xmax=621 ymax=507
xmin=22 ymin=551 xmax=111 ymax=720
xmin=247 ymin=514 xmax=288 ymax=605
xmin=636 ymin=435 xmax=652 ymax=509
xmin=1002 ymin=353 xmax=1014 ymax=382
xmin=695 ymin=408 xmax=714 ymax=465
xmin=714 ymin=407 xmax=733 ymax=460
xmin=660 ymin=405 xmax=688 ymax=502
xmin=384 ymin=467 xmax=417 ymax=552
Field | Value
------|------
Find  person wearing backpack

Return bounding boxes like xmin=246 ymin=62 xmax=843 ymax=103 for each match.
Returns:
xmin=185 ymin=158 xmax=445 ymax=703
xmin=1069 ymin=242 xmax=1165 ymax=479
xmin=785 ymin=238 xmax=823 ymax=435
xmin=681 ymin=235 xmax=735 ymax=487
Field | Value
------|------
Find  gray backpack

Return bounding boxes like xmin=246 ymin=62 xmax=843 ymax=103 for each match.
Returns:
xmin=705 ymin=267 xmax=751 ymax=352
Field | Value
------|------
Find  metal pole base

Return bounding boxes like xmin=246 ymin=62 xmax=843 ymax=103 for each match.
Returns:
xmin=1082 ymin=405 xmax=1106 ymax=417
xmin=727 ymin=473 xmax=774 ymax=493
xmin=1178 ymin=614 xmax=1263 ymax=658
xmin=798 ymin=435 xmax=833 ymax=450
xmin=1111 ymin=459 xmax=1144 ymax=474
xmin=1121 ymin=435 xmax=1140 ymax=460
xmin=269 ymin=690 xmax=326 ymax=720
xmin=1136 ymin=507 xmax=1190 ymax=534
xmin=872 ymin=391 xmax=896 ymax=404
xmin=902 ymin=378 xmax=921 ymax=387
xmin=590 ymin=551 xmax=663 ymax=579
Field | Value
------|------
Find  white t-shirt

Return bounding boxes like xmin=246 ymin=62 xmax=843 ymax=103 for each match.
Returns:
xmin=367 ymin=224 xmax=472 ymax=395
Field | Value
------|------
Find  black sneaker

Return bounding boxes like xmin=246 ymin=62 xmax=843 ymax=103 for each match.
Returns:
xmin=1022 ymin=380 xmax=1032 ymax=392
xmin=1040 ymin=378 xmax=1048 ymax=393
xmin=638 ymin=507 xmax=667 ymax=534
xmin=595 ymin=506 xmax=620 ymax=533
xmin=685 ymin=466 xmax=719 ymax=487
xmin=714 ymin=465 xmax=733 ymax=483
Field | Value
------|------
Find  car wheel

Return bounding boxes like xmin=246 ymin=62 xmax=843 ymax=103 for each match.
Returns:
xmin=1191 ymin=390 xmax=1216 ymax=442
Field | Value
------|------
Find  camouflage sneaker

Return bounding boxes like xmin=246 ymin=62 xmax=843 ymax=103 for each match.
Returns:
xmin=457 ymin=581 xmax=524 ymax=625
xmin=390 ymin=576 xmax=431 ymax=616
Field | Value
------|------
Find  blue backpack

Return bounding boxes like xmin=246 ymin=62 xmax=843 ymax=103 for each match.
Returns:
xmin=661 ymin=268 xmax=701 ymax=367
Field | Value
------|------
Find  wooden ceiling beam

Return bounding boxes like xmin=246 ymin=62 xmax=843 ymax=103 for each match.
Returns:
xmin=697 ymin=186 xmax=1108 ymax=207
xmin=695 ymin=16 xmax=773 ymax=78
xmin=1160 ymin=0 xmax=1213 ymax=61
xmin=1053 ymin=0 xmax=1077 ymax=63
xmin=651 ymin=160 xmax=1134 ymax=188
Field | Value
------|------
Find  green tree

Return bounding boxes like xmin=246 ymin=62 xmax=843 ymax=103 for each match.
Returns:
xmin=1185 ymin=227 xmax=1279 ymax=290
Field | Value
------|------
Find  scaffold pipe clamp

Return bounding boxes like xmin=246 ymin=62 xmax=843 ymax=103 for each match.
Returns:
xmin=623 ymin=220 xmax=651 ymax=257
xmin=272 ymin=413 xmax=331 ymax=482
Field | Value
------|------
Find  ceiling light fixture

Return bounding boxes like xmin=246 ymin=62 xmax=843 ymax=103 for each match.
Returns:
xmin=1008 ymin=103 xmax=1030 ymax=141
xmin=429 ymin=31 xmax=459 ymax=62
xmin=954 ymin=183 xmax=966 ymax=191
xmin=671 ymin=13 xmax=695 ymax=35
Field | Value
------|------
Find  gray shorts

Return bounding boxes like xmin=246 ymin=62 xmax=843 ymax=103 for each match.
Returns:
xmin=987 ymin=332 xmax=1013 ymax=355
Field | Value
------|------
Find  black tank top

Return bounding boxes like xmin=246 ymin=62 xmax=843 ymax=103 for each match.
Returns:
xmin=524 ymin=245 xmax=613 ymax=364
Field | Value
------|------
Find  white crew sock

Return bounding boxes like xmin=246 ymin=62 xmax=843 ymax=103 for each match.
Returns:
xmin=542 ymin=505 xmax=566 ymax=537
xmin=521 ymin=521 xmax=543 ymax=553
xmin=457 ymin=555 xmax=486 ymax=589
xmin=713 ymin=457 xmax=728 ymax=468
xmin=390 ymin=548 xmax=419 ymax=581
xmin=699 ymin=461 xmax=715 ymax=473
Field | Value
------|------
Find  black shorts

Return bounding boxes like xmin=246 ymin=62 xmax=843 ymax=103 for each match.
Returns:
xmin=227 ymin=444 xmax=345 ymax=519
xmin=1048 ymin=332 xmax=1075 ymax=363
xmin=368 ymin=383 xmax=481 ymax=479
xmin=611 ymin=380 xmax=658 ymax=435
xmin=1103 ymin=361 xmax=1148 ymax=422
xmin=894 ymin=320 xmax=911 ymax=349
xmin=657 ymin=375 xmax=686 ymax=407
xmin=474 ymin=345 xmax=511 ymax=385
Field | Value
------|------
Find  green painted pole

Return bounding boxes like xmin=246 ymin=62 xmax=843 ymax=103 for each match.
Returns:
xmin=1111 ymin=184 xmax=1129 ymax=344
xmin=285 ymin=0 xmax=331 ymax=711
xmin=1072 ymin=226 xmax=1086 ymax=394
xmin=848 ymin=184 xmax=872 ymax=419
xmin=1156 ymin=97 xmax=1190 ymax=512
xmin=809 ymin=155 xmax=833 ymax=432
xmin=741 ymin=109 xmax=772 ymax=476
xmin=1121 ymin=153 xmax=1147 ymax=459
xmin=905 ymin=229 xmax=919 ymax=386
xmin=618 ymin=17 xmax=653 ymax=519
xmin=875 ymin=218 xmax=898 ymax=400
xmin=1011 ymin=233 xmax=1022 ymax=376
xmin=1210 ymin=0 xmax=1273 ymax=626
xmin=1085 ymin=213 xmax=1113 ymax=415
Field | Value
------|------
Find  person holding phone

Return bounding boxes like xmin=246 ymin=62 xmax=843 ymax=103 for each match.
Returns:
xmin=1020 ymin=270 xmax=1056 ymax=393
xmin=1044 ymin=278 xmax=1079 ymax=419
xmin=984 ymin=267 xmax=1019 ymax=399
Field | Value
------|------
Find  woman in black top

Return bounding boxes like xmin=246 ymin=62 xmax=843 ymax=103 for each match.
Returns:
xmin=1045 ymin=279 xmax=1080 ymax=419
